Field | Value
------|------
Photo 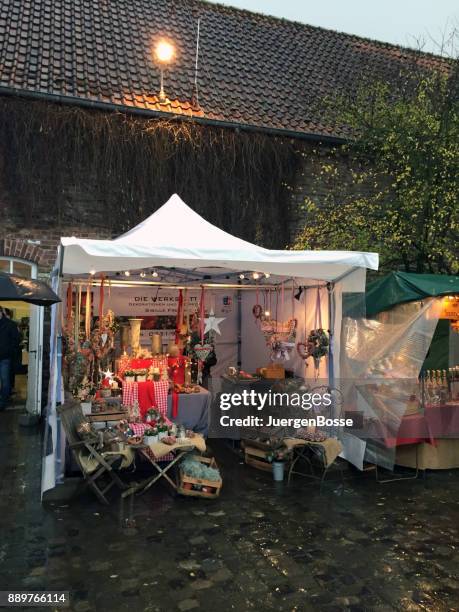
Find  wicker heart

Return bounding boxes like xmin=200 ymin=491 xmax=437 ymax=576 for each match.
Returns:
xmin=296 ymin=342 xmax=309 ymax=360
xmin=194 ymin=343 xmax=212 ymax=361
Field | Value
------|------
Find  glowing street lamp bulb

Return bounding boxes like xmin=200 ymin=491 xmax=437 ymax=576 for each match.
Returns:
xmin=155 ymin=40 xmax=175 ymax=64
xmin=252 ymin=272 xmax=260 ymax=280
xmin=124 ymin=271 xmax=130 ymax=277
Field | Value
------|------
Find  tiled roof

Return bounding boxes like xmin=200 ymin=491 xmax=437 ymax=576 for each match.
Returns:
xmin=0 ymin=0 xmax=449 ymax=139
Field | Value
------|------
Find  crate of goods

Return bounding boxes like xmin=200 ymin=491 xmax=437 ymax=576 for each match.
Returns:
xmin=178 ymin=455 xmax=222 ymax=499
xmin=244 ymin=445 xmax=274 ymax=472
xmin=243 ymin=439 xmax=291 ymax=472
xmin=257 ymin=364 xmax=285 ymax=379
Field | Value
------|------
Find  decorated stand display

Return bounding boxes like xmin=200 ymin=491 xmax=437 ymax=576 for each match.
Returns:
xmin=43 ymin=193 xmax=378 ymax=497
xmin=252 ymin=285 xmax=297 ymax=362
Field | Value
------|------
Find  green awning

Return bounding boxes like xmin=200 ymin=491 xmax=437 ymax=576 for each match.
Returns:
xmin=365 ymin=271 xmax=459 ymax=317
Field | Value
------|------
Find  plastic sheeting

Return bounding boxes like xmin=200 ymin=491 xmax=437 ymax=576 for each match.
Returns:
xmin=340 ymin=297 xmax=442 ymax=469
xmin=41 ymin=273 xmax=64 ymax=496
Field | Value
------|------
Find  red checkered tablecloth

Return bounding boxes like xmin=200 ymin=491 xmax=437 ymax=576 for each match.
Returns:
xmin=122 ymin=382 xmax=139 ymax=408
xmin=124 ymin=380 xmax=173 ymax=462
xmin=122 ymin=380 xmax=169 ymax=420
xmin=153 ymin=380 xmax=169 ymax=416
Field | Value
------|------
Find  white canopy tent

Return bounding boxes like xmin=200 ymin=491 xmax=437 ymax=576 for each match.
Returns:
xmin=42 ymin=194 xmax=378 ymax=497
xmin=59 ymin=194 xmax=378 ymax=280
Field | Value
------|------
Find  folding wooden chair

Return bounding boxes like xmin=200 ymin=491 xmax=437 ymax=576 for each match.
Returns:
xmin=57 ymin=399 xmax=129 ymax=504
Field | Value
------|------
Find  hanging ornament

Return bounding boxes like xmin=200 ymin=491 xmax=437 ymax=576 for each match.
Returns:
xmin=203 ymin=309 xmax=225 ymax=335
xmin=252 ymin=304 xmax=263 ymax=319
xmin=297 ymin=287 xmax=329 ymax=374
xmin=261 ymin=285 xmax=297 ymax=362
xmin=194 ymin=343 xmax=213 ymax=362
xmin=307 ymin=328 xmax=329 ymax=369
xmin=252 ymin=285 xmax=262 ymax=322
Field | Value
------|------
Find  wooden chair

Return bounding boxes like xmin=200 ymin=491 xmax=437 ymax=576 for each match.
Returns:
xmin=57 ymin=399 xmax=129 ymax=504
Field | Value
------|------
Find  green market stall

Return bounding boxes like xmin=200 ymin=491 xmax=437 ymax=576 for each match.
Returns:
xmin=341 ymin=272 xmax=459 ymax=471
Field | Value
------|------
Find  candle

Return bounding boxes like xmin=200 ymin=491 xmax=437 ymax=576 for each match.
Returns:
xmin=151 ymin=333 xmax=162 ymax=355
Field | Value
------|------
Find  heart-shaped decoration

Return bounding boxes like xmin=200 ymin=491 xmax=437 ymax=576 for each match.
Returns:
xmin=194 ymin=343 xmax=212 ymax=362
xmin=296 ymin=342 xmax=309 ymax=360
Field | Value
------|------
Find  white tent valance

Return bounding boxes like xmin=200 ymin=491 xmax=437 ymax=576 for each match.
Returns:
xmin=59 ymin=194 xmax=378 ymax=281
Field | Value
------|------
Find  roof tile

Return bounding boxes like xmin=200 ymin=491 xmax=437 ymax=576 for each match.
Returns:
xmin=0 ymin=0 xmax=449 ymax=138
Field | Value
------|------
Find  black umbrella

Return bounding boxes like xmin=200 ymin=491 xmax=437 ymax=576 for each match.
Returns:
xmin=0 ymin=272 xmax=61 ymax=306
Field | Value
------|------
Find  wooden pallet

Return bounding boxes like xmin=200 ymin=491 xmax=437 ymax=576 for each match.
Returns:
xmin=177 ymin=455 xmax=222 ymax=499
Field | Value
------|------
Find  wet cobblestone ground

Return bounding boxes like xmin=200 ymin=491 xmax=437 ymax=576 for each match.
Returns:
xmin=1 ymin=411 xmax=458 ymax=612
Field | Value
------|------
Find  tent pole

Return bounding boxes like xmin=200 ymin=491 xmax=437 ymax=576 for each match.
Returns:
xmin=327 ymin=282 xmax=335 ymax=389
xmin=237 ymin=280 xmax=242 ymax=369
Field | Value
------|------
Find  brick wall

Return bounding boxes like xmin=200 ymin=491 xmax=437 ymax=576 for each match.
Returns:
xmin=287 ymin=141 xmax=381 ymax=244
xmin=0 ymin=226 xmax=114 ymax=272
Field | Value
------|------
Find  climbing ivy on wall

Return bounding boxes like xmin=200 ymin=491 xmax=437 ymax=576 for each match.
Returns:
xmin=0 ymin=97 xmax=300 ymax=248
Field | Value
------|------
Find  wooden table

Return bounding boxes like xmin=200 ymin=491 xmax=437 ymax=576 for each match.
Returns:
xmin=122 ymin=435 xmax=206 ymax=498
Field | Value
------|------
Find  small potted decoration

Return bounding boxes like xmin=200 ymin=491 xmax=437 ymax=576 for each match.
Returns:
xmin=124 ymin=369 xmax=135 ymax=383
xmin=135 ymin=368 xmax=148 ymax=382
xmin=145 ymin=408 xmax=159 ymax=424
xmin=144 ymin=427 xmax=159 ymax=445
xmin=158 ymin=422 xmax=169 ymax=441
xmin=75 ymin=377 xmax=96 ymax=414
xmin=267 ymin=445 xmax=292 ymax=482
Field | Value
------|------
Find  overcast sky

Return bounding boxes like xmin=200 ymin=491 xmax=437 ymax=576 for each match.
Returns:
xmin=208 ymin=0 xmax=458 ymax=54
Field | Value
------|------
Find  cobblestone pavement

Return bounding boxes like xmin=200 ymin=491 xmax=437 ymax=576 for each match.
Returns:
xmin=1 ymin=411 xmax=458 ymax=612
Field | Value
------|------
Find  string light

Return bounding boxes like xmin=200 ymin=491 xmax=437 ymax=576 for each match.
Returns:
xmin=239 ymin=274 xmax=245 ymax=280
xmin=124 ymin=271 xmax=130 ymax=277
xmin=264 ymin=273 xmax=270 ymax=278
xmin=89 ymin=269 xmax=96 ymax=276
xmin=140 ymin=271 xmax=146 ymax=278
xmin=264 ymin=310 xmax=271 ymax=317
xmin=152 ymin=271 xmax=159 ymax=278
xmin=252 ymin=272 xmax=260 ymax=280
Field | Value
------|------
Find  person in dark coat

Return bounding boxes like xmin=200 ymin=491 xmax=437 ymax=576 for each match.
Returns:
xmin=3 ymin=308 xmax=21 ymax=394
xmin=0 ymin=307 xmax=20 ymax=410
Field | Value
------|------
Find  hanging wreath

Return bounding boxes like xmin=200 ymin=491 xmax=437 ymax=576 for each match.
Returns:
xmin=307 ymin=328 xmax=329 ymax=367
xmin=252 ymin=304 xmax=263 ymax=319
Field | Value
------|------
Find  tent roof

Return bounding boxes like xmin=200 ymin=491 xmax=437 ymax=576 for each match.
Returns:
xmin=60 ymin=194 xmax=379 ymax=281
xmin=114 ymin=194 xmax=260 ymax=252
xmin=365 ymin=271 xmax=459 ymax=316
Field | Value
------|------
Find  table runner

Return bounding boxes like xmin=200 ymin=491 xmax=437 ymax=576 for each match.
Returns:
xmin=118 ymin=357 xmax=168 ymax=377
xmin=129 ymin=421 xmax=173 ymax=462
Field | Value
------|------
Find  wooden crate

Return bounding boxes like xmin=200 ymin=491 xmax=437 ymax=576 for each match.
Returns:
xmin=257 ymin=364 xmax=285 ymax=379
xmin=244 ymin=445 xmax=274 ymax=472
xmin=177 ymin=455 xmax=222 ymax=499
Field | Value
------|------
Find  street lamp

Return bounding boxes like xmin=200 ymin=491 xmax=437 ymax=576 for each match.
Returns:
xmin=154 ymin=39 xmax=175 ymax=101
